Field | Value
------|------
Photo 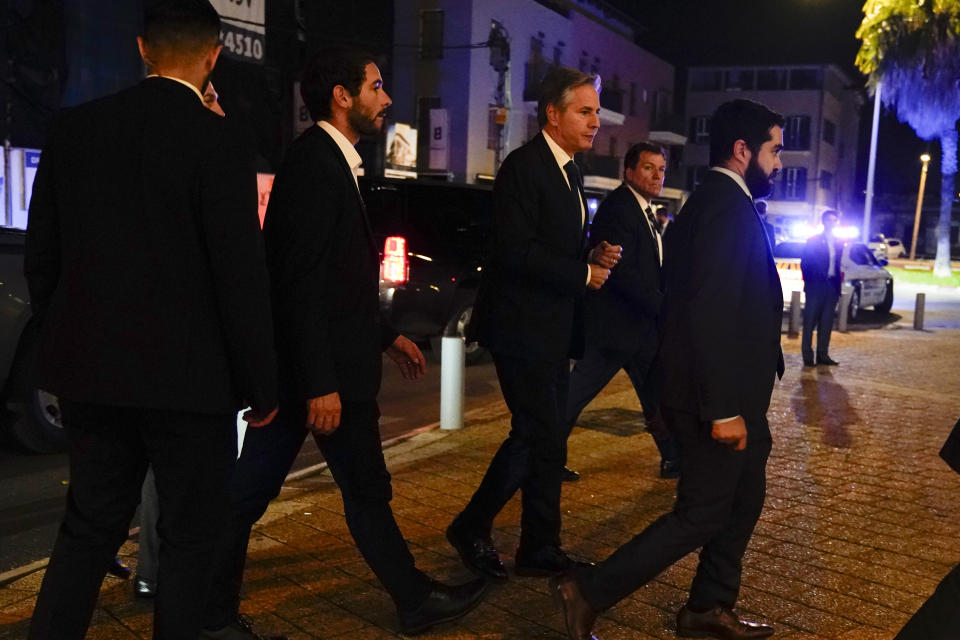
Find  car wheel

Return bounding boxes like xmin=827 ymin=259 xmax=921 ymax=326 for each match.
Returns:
xmin=874 ymin=281 xmax=894 ymax=314
xmin=847 ymin=287 xmax=860 ymax=322
xmin=7 ymin=387 xmax=66 ymax=453
xmin=445 ymin=303 xmax=486 ymax=366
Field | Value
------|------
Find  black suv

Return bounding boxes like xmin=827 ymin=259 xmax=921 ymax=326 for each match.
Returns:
xmin=360 ymin=177 xmax=492 ymax=364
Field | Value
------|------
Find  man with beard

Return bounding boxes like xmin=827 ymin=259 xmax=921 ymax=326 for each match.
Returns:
xmin=551 ymin=99 xmax=785 ymax=640
xmin=200 ymin=48 xmax=487 ymax=640
xmin=26 ymin=2 xmax=278 ymax=638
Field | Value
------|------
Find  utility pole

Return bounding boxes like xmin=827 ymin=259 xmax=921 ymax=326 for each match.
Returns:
xmin=488 ymin=20 xmax=510 ymax=175
xmin=862 ymin=81 xmax=882 ymax=243
xmin=909 ymin=153 xmax=931 ymax=260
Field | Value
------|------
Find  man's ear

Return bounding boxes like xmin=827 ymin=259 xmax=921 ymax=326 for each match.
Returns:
xmin=732 ymin=139 xmax=750 ymax=165
xmin=331 ymin=84 xmax=352 ymax=110
xmin=545 ymin=102 xmax=560 ymax=127
xmin=136 ymin=37 xmax=155 ymax=69
xmin=206 ymin=43 xmax=223 ymax=72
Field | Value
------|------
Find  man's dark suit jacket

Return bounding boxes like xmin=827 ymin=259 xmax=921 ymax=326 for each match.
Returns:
xmin=584 ymin=184 xmax=663 ymax=358
xmin=658 ymin=170 xmax=784 ymax=423
xmin=472 ymin=132 xmax=588 ymax=362
xmin=24 ymin=77 xmax=277 ymax=415
xmin=263 ymin=125 xmax=396 ymax=404
xmin=940 ymin=417 xmax=960 ymax=475
xmin=801 ymin=233 xmax=843 ymax=294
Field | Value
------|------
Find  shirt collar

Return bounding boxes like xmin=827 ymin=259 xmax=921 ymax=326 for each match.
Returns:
xmin=542 ymin=129 xmax=573 ymax=171
xmin=625 ymin=184 xmax=652 ymax=212
xmin=318 ymin=120 xmax=363 ymax=171
xmin=146 ymin=74 xmax=204 ymax=103
xmin=710 ymin=166 xmax=754 ymax=200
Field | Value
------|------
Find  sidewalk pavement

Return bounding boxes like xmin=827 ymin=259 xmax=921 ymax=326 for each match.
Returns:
xmin=2 ymin=325 xmax=959 ymax=640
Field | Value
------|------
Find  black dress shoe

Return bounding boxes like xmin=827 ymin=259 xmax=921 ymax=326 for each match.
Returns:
xmin=107 ymin=557 xmax=131 ymax=579
xmin=132 ymin=574 xmax=156 ymax=599
xmin=817 ymin=355 xmax=839 ymax=366
xmin=515 ymin=545 xmax=579 ymax=577
xmin=446 ymin=515 xmax=508 ymax=582
xmin=561 ymin=466 xmax=581 ymax=482
xmin=199 ymin=614 xmax=288 ymax=640
xmin=550 ymin=572 xmax=599 ymax=640
xmin=398 ymin=577 xmax=488 ymax=635
xmin=659 ymin=458 xmax=680 ymax=479
xmin=676 ymin=605 xmax=773 ymax=639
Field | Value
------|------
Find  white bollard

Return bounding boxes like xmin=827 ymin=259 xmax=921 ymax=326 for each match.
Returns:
xmin=440 ymin=336 xmax=465 ymax=430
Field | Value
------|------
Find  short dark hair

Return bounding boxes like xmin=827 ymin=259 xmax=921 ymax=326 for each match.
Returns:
xmin=821 ymin=209 xmax=839 ymax=223
xmin=300 ymin=47 xmax=375 ymax=121
xmin=623 ymin=141 xmax=666 ymax=176
xmin=537 ymin=66 xmax=601 ymax=128
xmin=142 ymin=0 xmax=221 ymax=60
xmin=708 ymin=99 xmax=785 ymax=166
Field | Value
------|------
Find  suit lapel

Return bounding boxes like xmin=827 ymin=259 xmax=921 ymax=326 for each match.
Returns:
xmin=315 ymin=127 xmax=378 ymax=256
xmin=533 ymin=133 xmax=583 ymax=241
xmin=619 ymin=186 xmax=659 ymax=271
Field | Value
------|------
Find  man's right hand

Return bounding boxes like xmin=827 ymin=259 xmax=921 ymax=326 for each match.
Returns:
xmin=243 ymin=407 xmax=278 ymax=428
xmin=587 ymin=264 xmax=610 ymax=290
xmin=307 ymin=392 xmax=341 ymax=435
xmin=712 ymin=417 xmax=747 ymax=451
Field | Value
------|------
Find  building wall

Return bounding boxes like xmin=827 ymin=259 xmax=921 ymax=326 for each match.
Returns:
xmin=393 ymin=0 xmax=675 ymax=184
xmin=682 ymin=64 xmax=861 ymax=226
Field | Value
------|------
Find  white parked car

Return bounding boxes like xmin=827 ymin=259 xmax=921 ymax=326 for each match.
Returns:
xmin=773 ymin=241 xmax=894 ymax=320
xmin=884 ymin=237 xmax=907 ymax=258
xmin=868 ymin=234 xmax=889 ymax=261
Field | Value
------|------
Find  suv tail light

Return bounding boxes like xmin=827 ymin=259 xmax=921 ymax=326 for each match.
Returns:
xmin=381 ymin=236 xmax=409 ymax=283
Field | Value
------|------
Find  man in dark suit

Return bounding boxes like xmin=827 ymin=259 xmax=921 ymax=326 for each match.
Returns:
xmin=563 ymin=141 xmax=680 ymax=481
xmin=200 ymin=47 xmax=486 ymax=640
xmin=552 ymin=99 xmax=786 ymax=640
xmin=895 ymin=416 xmax=960 ymax=640
xmin=801 ymin=209 xmax=842 ymax=367
xmin=448 ymin=66 xmax=619 ymax=583
xmin=25 ymin=3 xmax=279 ymax=638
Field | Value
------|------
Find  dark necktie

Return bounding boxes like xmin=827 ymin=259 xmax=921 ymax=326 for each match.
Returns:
xmin=645 ymin=206 xmax=662 ymax=235
xmin=563 ymin=160 xmax=584 ymax=226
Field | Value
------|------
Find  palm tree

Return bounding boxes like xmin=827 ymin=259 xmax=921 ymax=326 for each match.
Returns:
xmin=856 ymin=0 xmax=960 ymax=277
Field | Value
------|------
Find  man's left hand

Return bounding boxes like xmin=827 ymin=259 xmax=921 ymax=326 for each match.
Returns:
xmin=386 ymin=335 xmax=426 ymax=380
xmin=589 ymin=240 xmax=622 ymax=268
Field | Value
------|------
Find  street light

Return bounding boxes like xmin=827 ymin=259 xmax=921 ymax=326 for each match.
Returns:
xmin=909 ymin=153 xmax=931 ymax=260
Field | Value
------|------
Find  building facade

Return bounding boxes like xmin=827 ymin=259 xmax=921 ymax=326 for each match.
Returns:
xmin=682 ymin=64 xmax=863 ymax=232
xmin=392 ymin=0 xmax=686 ymax=207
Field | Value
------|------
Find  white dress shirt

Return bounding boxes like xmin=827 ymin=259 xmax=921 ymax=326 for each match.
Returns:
xmin=317 ymin=120 xmax=363 ymax=188
xmin=542 ymin=129 xmax=590 ymax=284
xmin=625 ymin=184 xmax=663 ymax=266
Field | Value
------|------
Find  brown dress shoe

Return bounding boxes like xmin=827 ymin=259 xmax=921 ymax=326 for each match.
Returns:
xmin=550 ymin=572 xmax=599 ymax=640
xmin=676 ymin=605 xmax=774 ymax=639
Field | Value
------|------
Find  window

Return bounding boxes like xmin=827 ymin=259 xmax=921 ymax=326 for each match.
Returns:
xmin=419 ymin=10 xmax=444 ymax=59
xmin=784 ymin=115 xmax=811 ymax=150
xmin=781 ymin=167 xmax=808 ymax=200
xmin=822 ymin=119 xmax=836 ymax=145
xmin=590 ymin=57 xmax=599 ymax=75
xmin=724 ymin=69 xmax=754 ymax=91
xmin=629 ymin=83 xmax=636 ymax=116
xmin=820 ymin=170 xmax=833 ymax=191
xmin=757 ymin=69 xmax=787 ymax=90
xmin=687 ymin=166 xmax=708 ymax=190
xmin=608 ymin=136 xmax=617 ymax=157
xmin=690 ymin=116 xmax=710 ymax=144
xmin=579 ymin=52 xmax=588 ymax=72
xmin=530 ymin=36 xmax=544 ymax=58
xmin=849 ymin=244 xmax=874 ymax=266
xmin=690 ymin=69 xmax=721 ymax=91
xmin=789 ymin=68 xmax=822 ymax=90
xmin=553 ymin=45 xmax=562 ymax=65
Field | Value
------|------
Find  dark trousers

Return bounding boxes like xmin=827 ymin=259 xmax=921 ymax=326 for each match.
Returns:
xmin=564 ymin=345 xmax=679 ymax=464
xmin=203 ymin=400 xmax=431 ymax=630
xmin=576 ymin=408 xmax=771 ymax=612
xmin=459 ymin=354 xmax=567 ymax=551
xmin=802 ymin=282 xmax=840 ymax=361
xmin=137 ymin=467 xmax=160 ymax=582
xmin=28 ymin=402 xmax=236 ymax=640
xmin=895 ymin=562 xmax=960 ymax=640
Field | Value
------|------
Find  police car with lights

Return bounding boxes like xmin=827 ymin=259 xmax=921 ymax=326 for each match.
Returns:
xmin=774 ymin=239 xmax=894 ymax=321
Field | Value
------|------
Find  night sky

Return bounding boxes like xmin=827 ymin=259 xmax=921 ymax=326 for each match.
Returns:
xmin=606 ymin=0 xmax=938 ymax=201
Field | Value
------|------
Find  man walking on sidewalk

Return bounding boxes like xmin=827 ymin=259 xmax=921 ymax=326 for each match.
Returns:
xmin=448 ymin=66 xmax=619 ymax=583
xmin=26 ymin=2 xmax=279 ymax=638
xmin=552 ymin=99 xmax=785 ymax=640
xmin=563 ymin=141 xmax=680 ymax=482
xmin=801 ymin=209 xmax=843 ymax=367
xmin=200 ymin=47 xmax=486 ymax=640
